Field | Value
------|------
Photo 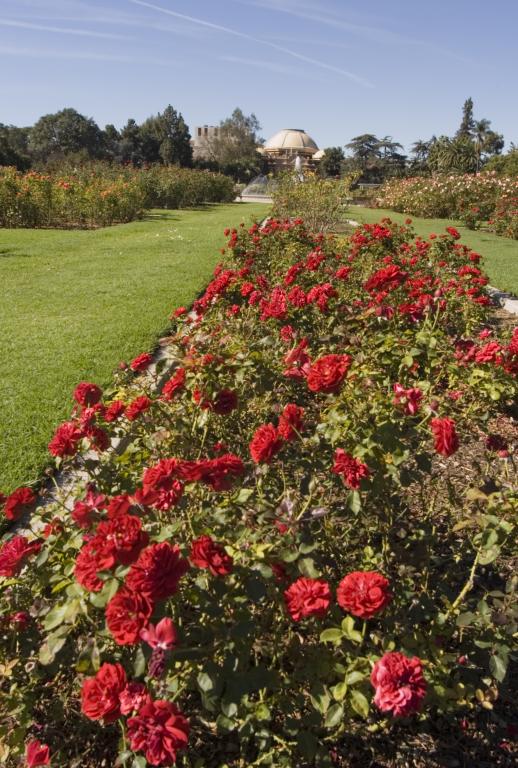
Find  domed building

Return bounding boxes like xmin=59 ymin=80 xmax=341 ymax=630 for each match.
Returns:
xmin=258 ymin=128 xmax=323 ymax=172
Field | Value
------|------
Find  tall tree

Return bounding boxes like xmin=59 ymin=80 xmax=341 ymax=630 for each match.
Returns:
xmin=473 ymin=119 xmax=504 ymax=171
xmin=345 ymin=134 xmax=380 ymax=169
xmin=28 ymin=108 xmax=103 ymax=161
xmin=319 ymin=146 xmax=345 ymax=177
xmin=209 ymin=108 xmax=262 ymax=166
xmin=140 ymin=105 xmax=192 ymax=166
xmin=456 ymin=97 xmax=475 ymax=139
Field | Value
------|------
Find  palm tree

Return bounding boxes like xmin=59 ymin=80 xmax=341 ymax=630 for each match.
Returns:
xmin=473 ymin=119 xmax=491 ymax=172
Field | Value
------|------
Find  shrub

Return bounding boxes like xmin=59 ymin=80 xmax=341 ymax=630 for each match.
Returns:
xmin=377 ymin=172 xmax=518 ymax=237
xmin=0 ymin=219 xmax=517 ymax=766
xmin=0 ymin=164 xmax=235 ymax=229
xmin=272 ymin=172 xmax=356 ymax=232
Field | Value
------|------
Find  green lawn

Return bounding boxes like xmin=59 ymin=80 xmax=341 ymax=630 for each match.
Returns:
xmin=1 ymin=204 xmax=266 ymax=492
xmin=349 ymin=207 xmax=518 ymax=296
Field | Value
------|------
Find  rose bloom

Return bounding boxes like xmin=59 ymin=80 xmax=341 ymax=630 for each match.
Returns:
xmin=0 ymin=535 xmax=41 ymax=577
xmin=284 ymin=577 xmax=331 ymax=621
xmin=48 ymin=421 xmax=83 ymax=457
xmin=249 ymin=423 xmax=283 ymax=464
xmin=130 ymin=352 xmax=153 ymax=372
xmin=277 ymin=403 xmax=304 ymax=441
xmin=371 ymin=652 xmax=427 ymax=717
xmin=446 ymin=226 xmax=461 ymax=239
xmin=125 ymin=542 xmax=189 ymax=600
xmin=337 ymin=571 xmax=392 ymax=619
xmin=332 ymin=449 xmax=370 ymax=490
xmin=104 ymin=399 xmax=126 ymax=422
xmin=392 ymin=383 xmax=423 ymax=415
xmin=105 ymin=587 xmax=154 ymax=645
xmin=190 ymin=535 xmax=233 ymax=576
xmin=95 ymin=514 xmax=149 ymax=566
xmin=127 ymin=698 xmax=189 ymax=767
xmin=306 ymin=354 xmax=351 ymax=393
xmin=74 ymin=539 xmax=116 ymax=593
xmin=141 ymin=459 xmax=184 ymax=510
xmin=213 ymin=388 xmax=238 ymax=415
xmin=3 ymin=487 xmax=36 ymax=521
xmin=430 ymin=417 xmax=459 ymax=457
xmin=73 ymin=381 xmax=103 ymax=407
xmin=120 ymin=682 xmax=149 ymax=715
xmin=81 ymin=662 xmax=127 ymax=722
xmin=140 ymin=617 xmax=178 ymax=650
xmin=194 ymin=454 xmax=244 ymax=491
xmin=161 ymin=367 xmax=186 ymax=401
xmin=25 ymin=739 xmax=50 ymax=767
xmin=125 ymin=395 xmax=152 ymax=421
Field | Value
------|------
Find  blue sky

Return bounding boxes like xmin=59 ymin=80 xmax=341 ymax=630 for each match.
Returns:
xmin=1 ymin=0 xmax=517 ymax=153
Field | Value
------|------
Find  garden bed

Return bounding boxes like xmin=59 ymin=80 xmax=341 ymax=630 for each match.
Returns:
xmin=1 ymin=218 xmax=517 ymax=767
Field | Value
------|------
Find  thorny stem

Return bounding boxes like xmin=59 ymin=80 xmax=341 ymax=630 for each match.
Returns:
xmin=444 ymin=549 xmax=480 ymax=621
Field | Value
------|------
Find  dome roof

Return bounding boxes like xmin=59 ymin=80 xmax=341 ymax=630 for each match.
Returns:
xmin=263 ymin=128 xmax=319 ymax=153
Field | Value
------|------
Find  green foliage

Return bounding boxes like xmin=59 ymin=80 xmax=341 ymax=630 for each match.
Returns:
xmin=1 ymin=218 xmax=516 ymax=765
xmin=28 ymin=108 xmax=104 ymax=162
xmin=272 ymin=171 xmax=356 ymax=232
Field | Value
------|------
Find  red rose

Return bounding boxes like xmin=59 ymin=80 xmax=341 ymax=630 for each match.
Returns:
xmin=337 ymin=571 xmax=392 ymax=619
xmin=446 ymin=226 xmax=460 ymax=239
xmin=0 ymin=536 xmax=41 ymax=577
xmin=306 ymin=354 xmax=351 ymax=393
xmin=105 ymin=588 xmax=153 ymax=645
xmin=3 ymin=487 xmax=36 ymax=521
xmin=81 ymin=662 xmax=127 ymax=722
xmin=73 ymin=381 xmax=102 ymax=407
xmin=371 ymin=652 xmax=427 ymax=717
xmin=284 ymin=577 xmax=331 ymax=621
xmin=249 ymin=423 xmax=283 ymax=464
xmin=95 ymin=514 xmax=149 ymax=566
xmin=187 ymin=454 xmax=244 ymax=491
xmin=213 ymin=389 xmax=238 ymax=415
xmin=127 ymin=698 xmax=189 ymax=766
xmin=392 ymin=383 xmax=423 ymax=415
xmin=277 ymin=403 xmax=304 ymax=441
xmin=190 ymin=535 xmax=233 ymax=576
xmin=130 ymin=352 xmax=153 ymax=372
xmin=332 ymin=449 xmax=370 ymax=489
xmin=140 ymin=617 xmax=178 ymax=650
xmin=48 ymin=421 xmax=83 ymax=457
xmin=104 ymin=399 xmax=126 ymax=422
xmin=162 ymin=367 xmax=186 ymax=401
xmin=125 ymin=395 xmax=152 ymax=421
xmin=430 ymin=417 xmax=459 ymax=457
xmin=119 ymin=682 xmax=149 ymax=715
xmin=25 ymin=739 xmax=51 ymax=767
xmin=125 ymin=542 xmax=189 ymax=600
xmin=141 ymin=459 xmax=184 ymax=510
xmin=74 ymin=539 xmax=116 ymax=592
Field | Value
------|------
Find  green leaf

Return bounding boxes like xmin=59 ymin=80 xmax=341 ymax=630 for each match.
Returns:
xmin=344 ymin=670 xmax=366 ymax=685
xmin=296 ymin=731 xmax=318 ymax=760
xmin=456 ymin=612 xmax=477 ymax=627
xmin=319 ymin=628 xmax=343 ymax=644
xmin=298 ymin=557 xmax=321 ymax=578
xmin=331 ymin=681 xmax=348 ymax=701
xmin=325 ymin=703 xmax=344 ymax=729
xmin=236 ymin=488 xmax=254 ymax=504
xmin=131 ymin=757 xmax=147 ymax=768
xmin=197 ymin=671 xmax=215 ymax=693
xmin=350 ymin=689 xmax=370 ymax=718
xmin=341 ymin=616 xmax=363 ymax=644
xmin=310 ymin=684 xmax=330 ymax=714
xmin=489 ymin=654 xmax=508 ymax=682
xmin=43 ymin=602 xmax=68 ymax=631
xmin=347 ymin=490 xmax=361 ymax=514
xmin=133 ymin=646 xmax=146 ymax=677
xmin=216 ymin=714 xmax=236 ymax=734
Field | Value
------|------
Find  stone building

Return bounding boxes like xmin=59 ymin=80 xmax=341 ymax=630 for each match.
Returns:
xmin=258 ymin=128 xmax=324 ymax=172
xmin=191 ymin=125 xmax=219 ymax=160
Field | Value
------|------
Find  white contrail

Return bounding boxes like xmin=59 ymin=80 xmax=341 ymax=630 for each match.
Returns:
xmin=128 ymin=0 xmax=373 ymax=87
xmin=0 ymin=18 xmax=131 ymax=40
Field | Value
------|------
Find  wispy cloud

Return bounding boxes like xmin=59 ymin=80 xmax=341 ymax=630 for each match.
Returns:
xmin=219 ymin=54 xmax=324 ymax=80
xmin=0 ymin=44 xmax=134 ymax=61
xmin=0 ymin=18 xmax=131 ymax=39
xmin=236 ymin=0 xmax=474 ymax=64
xmin=128 ymin=0 xmax=373 ymax=87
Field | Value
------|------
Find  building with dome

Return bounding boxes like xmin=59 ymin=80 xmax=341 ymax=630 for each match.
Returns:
xmin=258 ymin=128 xmax=324 ymax=172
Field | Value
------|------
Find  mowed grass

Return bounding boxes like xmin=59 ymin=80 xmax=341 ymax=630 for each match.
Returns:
xmin=0 ymin=204 xmax=267 ymax=492
xmin=349 ymin=207 xmax=518 ymax=296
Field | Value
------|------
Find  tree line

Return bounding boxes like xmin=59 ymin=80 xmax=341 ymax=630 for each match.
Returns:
xmin=0 ymin=105 xmax=264 ymax=182
xmin=320 ymin=98 xmax=514 ymax=181
xmin=1 ymin=98 xmax=516 ymax=182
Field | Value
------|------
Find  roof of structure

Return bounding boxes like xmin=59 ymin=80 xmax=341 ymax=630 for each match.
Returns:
xmin=263 ymin=128 xmax=319 ymax=153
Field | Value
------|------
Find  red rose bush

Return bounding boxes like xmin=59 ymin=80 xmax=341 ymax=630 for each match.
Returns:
xmin=0 ymin=216 xmax=516 ymax=766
